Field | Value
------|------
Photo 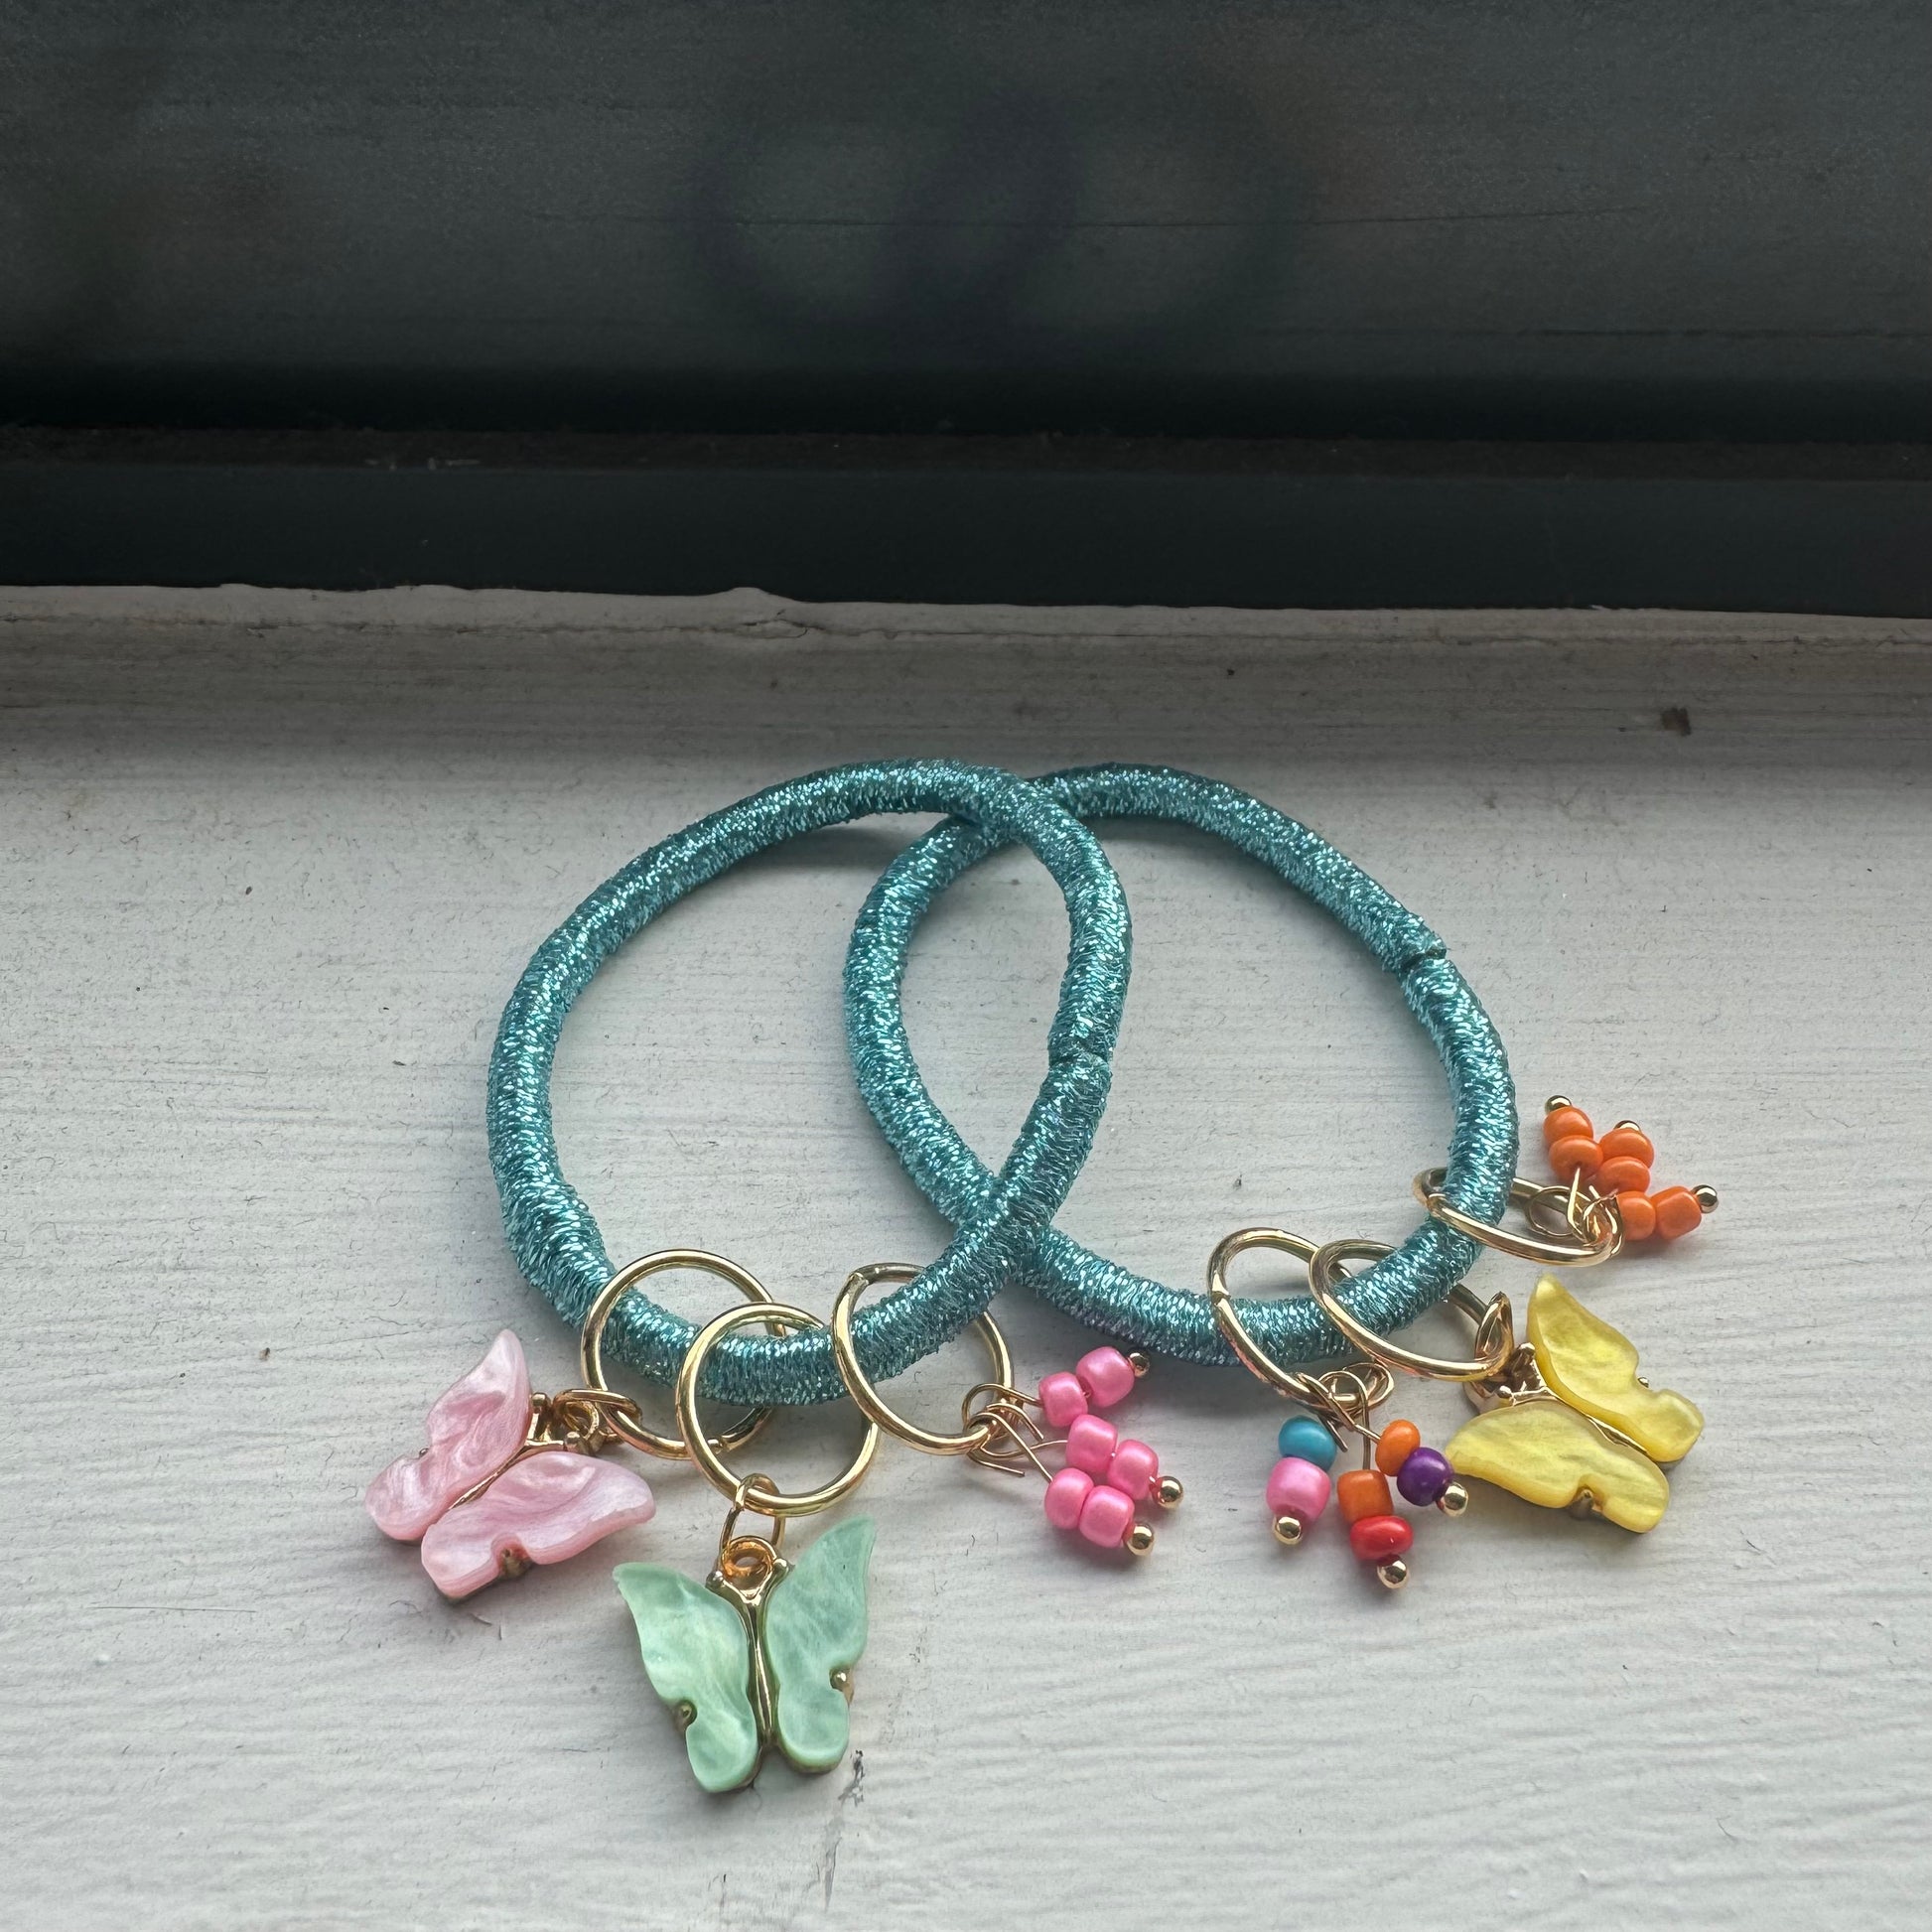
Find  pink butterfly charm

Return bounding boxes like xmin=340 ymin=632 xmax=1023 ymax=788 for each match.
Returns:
xmin=365 ymin=1330 xmax=655 ymax=1598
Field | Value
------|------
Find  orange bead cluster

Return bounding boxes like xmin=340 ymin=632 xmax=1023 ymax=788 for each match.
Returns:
xmin=1541 ymin=1097 xmax=1714 ymax=1242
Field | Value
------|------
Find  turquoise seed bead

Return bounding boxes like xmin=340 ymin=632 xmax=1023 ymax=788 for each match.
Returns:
xmin=1278 ymin=1416 xmax=1338 ymax=1469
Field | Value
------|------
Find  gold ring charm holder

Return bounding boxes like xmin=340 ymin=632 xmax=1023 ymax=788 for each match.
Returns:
xmin=1306 ymin=1237 xmax=1514 ymax=1384
xmin=613 ymin=1274 xmax=881 ymax=1794
xmin=830 ymin=1262 xmax=1015 ymax=1457
xmin=831 ymin=1264 xmax=1182 ymax=1555
xmin=675 ymin=1300 xmax=881 ymax=1515
xmin=1412 ymin=1169 xmax=1622 ymax=1268
xmin=1207 ymin=1226 xmax=1399 ymax=1415
xmin=579 ymin=1248 xmax=782 ymax=1459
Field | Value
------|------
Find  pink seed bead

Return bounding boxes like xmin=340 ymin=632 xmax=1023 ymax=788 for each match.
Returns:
xmin=1076 ymin=1481 xmax=1136 ymax=1548
xmin=1106 ymin=1439 xmax=1160 ymax=1501
xmin=1037 ymin=1371 xmax=1089 ymax=1431
xmin=1265 ymin=1455 xmax=1332 ymax=1523
xmin=1075 ymin=1346 xmax=1138 ymax=1409
xmin=1043 ymin=1467 xmax=1092 ymax=1531
xmin=1065 ymin=1412 xmax=1119 ymax=1479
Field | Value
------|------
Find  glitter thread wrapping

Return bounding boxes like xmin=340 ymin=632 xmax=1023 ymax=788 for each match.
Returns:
xmin=844 ymin=764 xmax=1517 ymax=1365
xmin=487 ymin=760 xmax=1132 ymax=1406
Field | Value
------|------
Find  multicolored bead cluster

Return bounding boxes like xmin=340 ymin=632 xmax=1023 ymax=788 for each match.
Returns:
xmin=1036 ymin=1346 xmax=1182 ymax=1554
xmin=1541 ymin=1095 xmax=1717 ymax=1243
xmin=1266 ymin=1411 xmax=1465 ymax=1589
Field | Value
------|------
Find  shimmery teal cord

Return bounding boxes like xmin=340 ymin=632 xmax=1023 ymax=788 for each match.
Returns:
xmin=844 ymin=764 xmax=1517 ymax=1365
xmin=487 ymin=759 xmax=1131 ymax=1407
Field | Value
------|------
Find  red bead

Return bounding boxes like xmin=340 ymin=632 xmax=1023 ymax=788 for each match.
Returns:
xmin=1348 ymin=1514 xmax=1415 ymax=1563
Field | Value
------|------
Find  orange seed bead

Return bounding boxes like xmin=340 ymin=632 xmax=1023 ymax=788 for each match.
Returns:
xmin=1599 ymin=1124 xmax=1656 ymax=1166
xmin=1337 ymin=1468 xmax=1394 ymax=1524
xmin=1541 ymin=1106 xmax=1593 ymax=1149
xmin=1549 ymin=1134 xmax=1602 ymax=1179
xmin=1375 ymin=1420 xmax=1423 ymax=1475
xmin=1615 ymin=1189 xmax=1658 ymax=1241
xmin=1596 ymin=1155 xmax=1653 ymax=1194
xmin=1651 ymin=1185 xmax=1704 ymax=1241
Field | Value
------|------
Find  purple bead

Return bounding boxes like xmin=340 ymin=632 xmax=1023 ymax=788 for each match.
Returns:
xmin=1397 ymin=1446 xmax=1453 ymax=1506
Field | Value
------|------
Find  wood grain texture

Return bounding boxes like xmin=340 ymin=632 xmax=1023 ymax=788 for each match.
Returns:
xmin=3 ymin=589 xmax=1929 ymax=1930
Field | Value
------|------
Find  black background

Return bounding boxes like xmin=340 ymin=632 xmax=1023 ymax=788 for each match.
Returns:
xmin=6 ymin=2 xmax=1928 ymax=607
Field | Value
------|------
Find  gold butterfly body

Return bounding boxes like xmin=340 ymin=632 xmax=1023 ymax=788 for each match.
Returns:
xmin=1445 ymin=1279 xmax=1703 ymax=1532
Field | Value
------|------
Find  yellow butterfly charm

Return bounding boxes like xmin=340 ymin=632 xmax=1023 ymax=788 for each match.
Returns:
xmin=1444 ymin=1278 xmax=1703 ymax=1532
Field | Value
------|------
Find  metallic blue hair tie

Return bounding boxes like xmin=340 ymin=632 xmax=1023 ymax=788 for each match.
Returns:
xmin=488 ymin=759 xmax=1132 ymax=1408
xmin=843 ymin=763 xmax=1517 ymax=1366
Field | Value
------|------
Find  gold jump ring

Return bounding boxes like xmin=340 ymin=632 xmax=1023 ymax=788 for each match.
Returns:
xmin=578 ymin=1249 xmax=781 ymax=1459
xmin=676 ymin=1301 xmax=880 ymax=1518
xmin=1204 ymin=1226 xmax=1393 ymax=1411
xmin=1444 ymin=1280 xmax=1521 ymax=1366
xmin=1412 ymin=1170 xmax=1620 ymax=1267
xmin=1307 ymin=1237 xmax=1514 ymax=1383
xmin=830 ymin=1263 xmax=1016 ymax=1456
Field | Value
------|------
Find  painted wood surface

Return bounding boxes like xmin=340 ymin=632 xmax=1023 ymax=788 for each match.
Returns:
xmin=3 ymin=589 xmax=1929 ymax=1929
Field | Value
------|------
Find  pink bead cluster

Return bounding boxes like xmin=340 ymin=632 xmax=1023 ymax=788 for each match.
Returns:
xmin=1036 ymin=1346 xmax=1177 ymax=1551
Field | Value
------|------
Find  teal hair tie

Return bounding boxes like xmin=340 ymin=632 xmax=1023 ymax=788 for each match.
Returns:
xmin=844 ymin=764 xmax=1517 ymax=1365
xmin=488 ymin=759 xmax=1132 ymax=1407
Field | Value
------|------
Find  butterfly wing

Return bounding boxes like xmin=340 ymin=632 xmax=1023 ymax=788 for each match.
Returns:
xmin=1529 ymin=1278 xmax=1705 ymax=1464
xmin=1445 ymin=1400 xmax=1672 ymax=1532
xmin=762 ymin=1516 xmax=874 ymax=1775
xmin=365 ymin=1330 xmax=533 ymax=1540
xmin=614 ymin=1564 xmax=760 ymax=1793
xmin=417 ymin=1449 xmax=654 ymax=1597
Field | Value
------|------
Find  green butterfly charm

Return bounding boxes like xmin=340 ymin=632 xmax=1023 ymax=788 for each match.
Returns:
xmin=615 ymin=1516 xmax=874 ymax=1793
